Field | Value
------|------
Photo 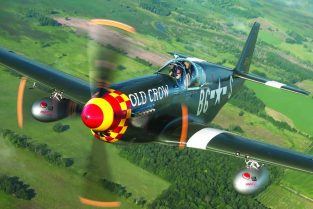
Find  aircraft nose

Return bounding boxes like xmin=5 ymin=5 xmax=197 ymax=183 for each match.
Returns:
xmin=81 ymin=103 xmax=104 ymax=129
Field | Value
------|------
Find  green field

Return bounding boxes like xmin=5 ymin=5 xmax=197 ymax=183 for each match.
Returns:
xmin=247 ymin=82 xmax=313 ymax=136
xmin=0 ymin=135 xmax=170 ymax=209
xmin=214 ymin=103 xmax=311 ymax=151
xmin=258 ymin=184 xmax=313 ymax=209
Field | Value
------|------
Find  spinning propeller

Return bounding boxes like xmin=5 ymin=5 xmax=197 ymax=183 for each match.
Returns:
xmin=79 ymin=19 xmax=135 ymax=208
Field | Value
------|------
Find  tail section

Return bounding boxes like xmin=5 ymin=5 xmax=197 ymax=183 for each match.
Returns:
xmin=235 ymin=22 xmax=260 ymax=73
xmin=233 ymin=22 xmax=309 ymax=96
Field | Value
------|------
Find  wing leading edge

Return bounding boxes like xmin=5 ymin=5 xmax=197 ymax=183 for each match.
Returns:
xmin=0 ymin=48 xmax=90 ymax=104
xmin=161 ymin=124 xmax=313 ymax=173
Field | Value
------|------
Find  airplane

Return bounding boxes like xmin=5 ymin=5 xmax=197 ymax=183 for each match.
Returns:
xmin=0 ymin=20 xmax=312 ymax=207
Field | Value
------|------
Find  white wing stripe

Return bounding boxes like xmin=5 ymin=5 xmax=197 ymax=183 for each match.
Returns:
xmin=265 ymin=81 xmax=284 ymax=88
xmin=186 ymin=128 xmax=224 ymax=149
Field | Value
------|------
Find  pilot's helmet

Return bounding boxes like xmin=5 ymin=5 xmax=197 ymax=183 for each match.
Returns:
xmin=176 ymin=67 xmax=182 ymax=75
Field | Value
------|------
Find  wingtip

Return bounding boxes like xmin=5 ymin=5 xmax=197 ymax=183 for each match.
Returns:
xmin=252 ymin=22 xmax=261 ymax=29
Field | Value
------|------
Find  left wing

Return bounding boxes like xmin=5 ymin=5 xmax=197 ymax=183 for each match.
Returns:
xmin=160 ymin=123 xmax=313 ymax=173
xmin=0 ymin=48 xmax=90 ymax=104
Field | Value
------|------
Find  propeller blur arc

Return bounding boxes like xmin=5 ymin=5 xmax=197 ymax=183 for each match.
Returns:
xmin=17 ymin=77 xmax=27 ymax=128
xmin=80 ymin=19 xmax=136 ymax=207
xmin=179 ymin=104 xmax=189 ymax=150
xmin=90 ymin=19 xmax=136 ymax=33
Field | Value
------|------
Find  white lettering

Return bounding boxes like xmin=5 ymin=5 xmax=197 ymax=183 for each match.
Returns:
xmin=128 ymin=85 xmax=169 ymax=107
xmin=129 ymin=94 xmax=137 ymax=106
xmin=228 ymin=76 xmax=233 ymax=98
xmin=203 ymin=88 xmax=210 ymax=113
xmin=210 ymin=90 xmax=215 ymax=99
xmin=153 ymin=89 xmax=158 ymax=101
xmin=158 ymin=87 xmax=164 ymax=99
xmin=148 ymin=89 xmax=154 ymax=102
xmin=139 ymin=91 xmax=147 ymax=105
xmin=134 ymin=93 xmax=141 ymax=106
xmin=163 ymin=85 xmax=169 ymax=97
xmin=222 ymin=86 xmax=227 ymax=95
xmin=197 ymin=77 xmax=233 ymax=115
xmin=197 ymin=90 xmax=205 ymax=116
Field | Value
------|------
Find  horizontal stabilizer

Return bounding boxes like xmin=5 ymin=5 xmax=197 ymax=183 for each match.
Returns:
xmin=234 ymin=70 xmax=310 ymax=95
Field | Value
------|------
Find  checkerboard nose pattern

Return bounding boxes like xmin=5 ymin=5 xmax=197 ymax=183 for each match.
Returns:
xmin=81 ymin=90 xmax=132 ymax=142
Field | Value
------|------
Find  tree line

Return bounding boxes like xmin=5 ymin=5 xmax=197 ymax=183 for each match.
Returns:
xmin=0 ymin=175 xmax=36 ymax=200
xmin=118 ymin=144 xmax=282 ymax=209
xmin=230 ymin=85 xmax=265 ymax=115
xmin=102 ymin=178 xmax=147 ymax=207
xmin=139 ymin=1 xmax=173 ymax=16
xmin=1 ymin=129 xmax=74 ymax=167
xmin=25 ymin=8 xmax=61 ymax=27
xmin=102 ymin=178 xmax=132 ymax=199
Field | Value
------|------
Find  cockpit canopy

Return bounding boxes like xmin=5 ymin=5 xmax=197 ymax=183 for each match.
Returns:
xmin=157 ymin=59 xmax=206 ymax=88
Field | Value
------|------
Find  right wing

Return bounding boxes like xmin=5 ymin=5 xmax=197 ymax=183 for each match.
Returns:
xmin=161 ymin=123 xmax=313 ymax=173
xmin=0 ymin=48 xmax=91 ymax=104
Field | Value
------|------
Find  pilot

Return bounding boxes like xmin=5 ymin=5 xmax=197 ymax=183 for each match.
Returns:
xmin=184 ymin=61 xmax=192 ymax=87
xmin=169 ymin=64 xmax=183 ymax=83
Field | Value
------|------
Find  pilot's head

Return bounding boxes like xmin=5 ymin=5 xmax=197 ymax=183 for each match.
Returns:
xmin=184 ymin=61 xmax=191 ymax=69
xmin=175 ymin=67 xmax=182 ymax=79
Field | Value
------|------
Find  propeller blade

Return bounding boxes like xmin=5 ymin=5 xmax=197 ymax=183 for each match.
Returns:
xmin=17 ymin=77 xmax=27 ymax=128
xmin=80 ymin=139 xmax=121 ymax=207
xmin=88 ymin=19 xmax=136 ymax=96
xmin=179 ymin=104 xmax=189 ymax=150
xmin=90 ymin=19 xmax=135 ymax=33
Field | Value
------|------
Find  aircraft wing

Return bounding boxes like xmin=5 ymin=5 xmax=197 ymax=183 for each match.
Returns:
xmin=160 ymin=123 xmax=313 ymax=173
xmin=0 ymin=48 xmax=91 ymax=104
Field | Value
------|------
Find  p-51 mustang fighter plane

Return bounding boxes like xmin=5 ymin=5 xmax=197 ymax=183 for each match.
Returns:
xmin=0 ymin=20 xmax=312 ymax=206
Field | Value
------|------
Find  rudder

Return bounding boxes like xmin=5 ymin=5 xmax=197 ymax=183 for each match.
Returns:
xmin=235 ymin=22 xmax=260 ymax=73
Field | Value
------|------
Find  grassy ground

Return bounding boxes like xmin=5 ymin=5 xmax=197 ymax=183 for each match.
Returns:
xmin=281 ymin=170 xmax=313 ymax=199
xmin=0 ymin=135 xmax=170 ymax=209
xmin=213 ymin=103 xmax=311 ymax=151
xmin=296 ymin=80 xmax=313 ymax=93
xmin=258 ymin=184 xmax=313 ymax=209
xmin=247 ymin=82 xmax=313 ymax=136
xmin=265 ymin=107 xmax=295 ymax=127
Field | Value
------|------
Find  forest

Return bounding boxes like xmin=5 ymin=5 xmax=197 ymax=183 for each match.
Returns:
xmin=118 ymin=143 xmax=283 ymax=209
xmin=1 ymin=129 xmax=74 ymax=167
xmin=0 ymin=175 xmax=36 ymax=200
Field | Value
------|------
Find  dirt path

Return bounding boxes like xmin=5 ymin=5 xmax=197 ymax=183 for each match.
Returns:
xmin=55 ymin=17 xmax=171 ymax=67
xmin=265 ymin=107 xmax=295 ymax=127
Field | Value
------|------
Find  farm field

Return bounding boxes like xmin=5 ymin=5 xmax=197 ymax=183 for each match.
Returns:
xmin=247 ymin=82 xmax=313 ymax=136
xmin=258 ymin=184 xmax=313 ymax=209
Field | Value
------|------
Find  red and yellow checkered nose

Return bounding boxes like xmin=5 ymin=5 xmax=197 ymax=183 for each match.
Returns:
xmin=81 ymin=90 xmax=132 ymax=142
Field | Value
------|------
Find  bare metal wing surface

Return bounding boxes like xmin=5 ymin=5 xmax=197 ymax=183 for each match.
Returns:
xmin=0 ymin=48 xmax=90 ymax=104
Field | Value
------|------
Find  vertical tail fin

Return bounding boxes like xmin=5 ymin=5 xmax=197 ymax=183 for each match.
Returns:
xmin=235 ymin=22 xmax=260 ymax=73
xmin=233 ymin=22 xmax=310 ymax=96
